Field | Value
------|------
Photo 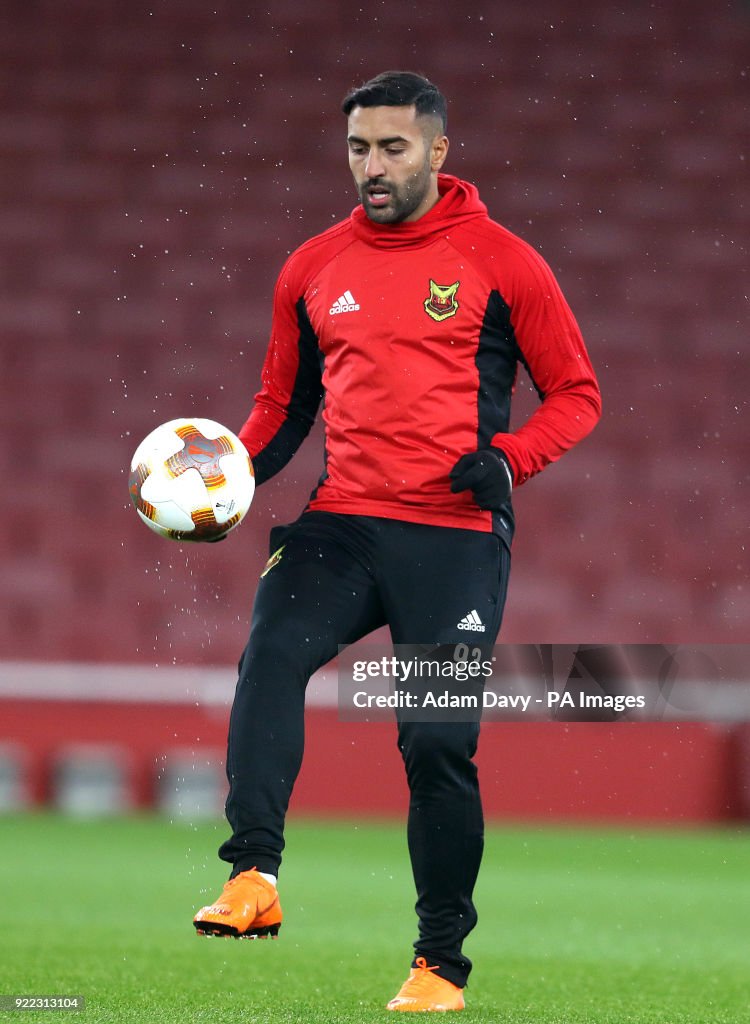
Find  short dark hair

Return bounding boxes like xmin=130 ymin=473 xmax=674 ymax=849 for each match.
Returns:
xmin=341 ymin=71 xmax=447 ymax=133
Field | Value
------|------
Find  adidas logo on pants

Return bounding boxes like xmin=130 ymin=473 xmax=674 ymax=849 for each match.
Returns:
xmin=457 ymin=610 xmax=485 ymax=632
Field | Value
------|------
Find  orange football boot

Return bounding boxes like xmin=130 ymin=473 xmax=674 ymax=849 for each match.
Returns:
xmin=386 ymin=957 xmax=465 ymax=1012
xmin=193 ymin=868 xmax=282 ymax=939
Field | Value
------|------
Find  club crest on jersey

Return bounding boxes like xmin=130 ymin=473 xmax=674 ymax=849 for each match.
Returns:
xmin=424 ymin=280 xmax=460 ymax=322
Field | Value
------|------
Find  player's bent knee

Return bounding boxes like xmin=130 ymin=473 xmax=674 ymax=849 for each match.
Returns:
xmin=397 ymin=721 xmax=480 ymax=772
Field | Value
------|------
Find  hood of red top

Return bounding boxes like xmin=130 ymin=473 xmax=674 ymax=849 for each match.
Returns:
xmin=350 ymin=174 xmax=488 ymax=249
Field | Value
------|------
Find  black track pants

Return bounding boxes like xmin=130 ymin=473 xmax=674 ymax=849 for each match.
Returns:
xmin=219 ymin=512 xmax=510 ymax=987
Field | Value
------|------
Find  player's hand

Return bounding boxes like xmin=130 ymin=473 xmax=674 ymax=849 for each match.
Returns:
xmin=449 ymin=447 xmax=513 ymax=510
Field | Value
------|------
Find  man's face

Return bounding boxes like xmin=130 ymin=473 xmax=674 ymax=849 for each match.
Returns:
xmin=347 ymin=104 xmax=448 ymax=224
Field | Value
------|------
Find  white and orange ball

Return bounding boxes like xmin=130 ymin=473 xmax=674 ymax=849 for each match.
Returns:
xmin=128 ymin=418 xmax=254 ymax=542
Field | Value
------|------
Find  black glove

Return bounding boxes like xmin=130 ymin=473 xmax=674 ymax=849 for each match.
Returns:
xmin=449 ymin=447 xmax=513 ymax=510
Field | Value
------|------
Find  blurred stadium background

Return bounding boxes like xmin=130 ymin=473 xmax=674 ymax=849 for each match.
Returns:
xmin=1 ymin=0 xmax=748 ymax=828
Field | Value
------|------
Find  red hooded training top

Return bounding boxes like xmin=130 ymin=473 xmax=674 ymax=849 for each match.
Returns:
xmin=239 ymin=174 xmax=601 ymax=545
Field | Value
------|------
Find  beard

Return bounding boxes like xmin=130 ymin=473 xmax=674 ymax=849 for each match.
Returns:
xmin=358 ymin=155 xmax=433 ymax=224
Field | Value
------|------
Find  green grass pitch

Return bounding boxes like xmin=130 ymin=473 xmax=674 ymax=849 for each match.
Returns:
xmin=1 ymin=813 xmax=748 ymax=1022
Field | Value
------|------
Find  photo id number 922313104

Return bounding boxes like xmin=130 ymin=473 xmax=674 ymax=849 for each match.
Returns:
xmin=0 ymin=995 xmax=85 ymax=1012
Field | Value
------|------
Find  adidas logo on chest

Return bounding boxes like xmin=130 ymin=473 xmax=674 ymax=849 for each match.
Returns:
xmin=329 ymin=290 xmax=360 ymax=315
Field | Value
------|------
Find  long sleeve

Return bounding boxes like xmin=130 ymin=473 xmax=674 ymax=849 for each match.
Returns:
xmin=490 ymin=243 xmax=601 ymax=485
xmin=238 ymin=258 xmax=324 ymax=485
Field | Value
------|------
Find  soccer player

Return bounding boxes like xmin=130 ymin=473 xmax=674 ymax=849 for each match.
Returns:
xmin=193 ymin=71 xmax=601 ymax=1011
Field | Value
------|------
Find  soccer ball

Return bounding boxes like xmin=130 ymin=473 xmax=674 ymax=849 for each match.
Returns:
xmin=128 ymin=418 xmax=255 ymax=542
